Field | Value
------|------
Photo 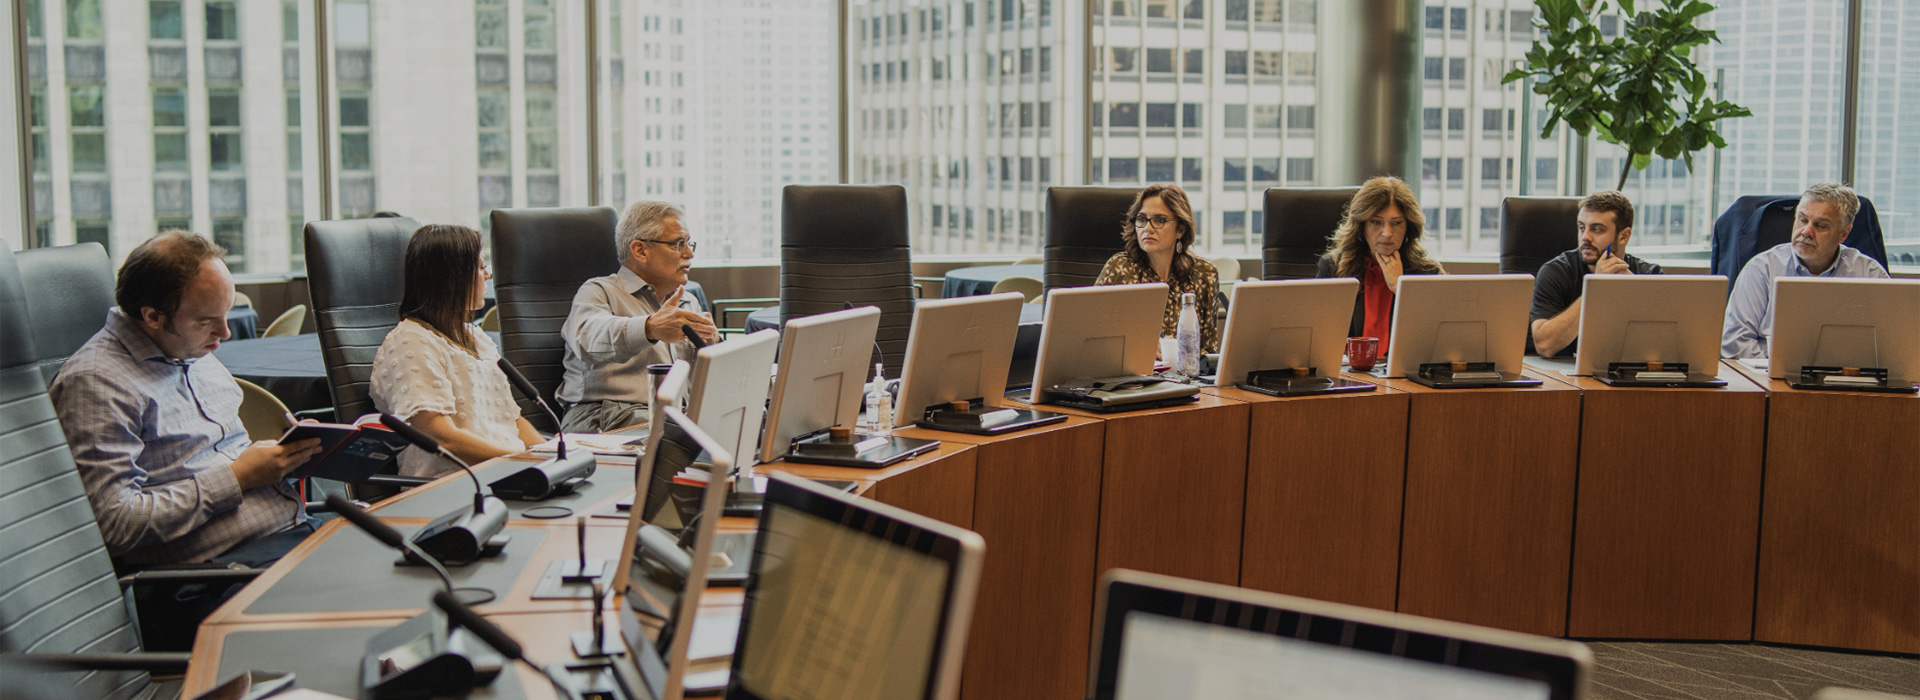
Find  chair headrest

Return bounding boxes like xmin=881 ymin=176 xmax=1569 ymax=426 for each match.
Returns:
xmin=782 ymin=185 xmax=909 ymax=249
xmin=1046 ymin=186 xmax=1141 ymax=250
xmin=303 ymin=216 xmax=419 ymax=310
xmin=1264 ymin=187 xmax=1361 ymax=251
xmin=490 ymin=207 xmax=621 ymax=286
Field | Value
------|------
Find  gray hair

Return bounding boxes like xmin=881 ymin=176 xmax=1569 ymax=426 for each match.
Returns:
xmin=1800 ymin=183 xmax=1860 ymax=225
xmin=616 ymin=200 xmax=684 ymax=262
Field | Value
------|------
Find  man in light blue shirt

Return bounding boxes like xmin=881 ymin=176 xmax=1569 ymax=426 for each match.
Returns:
xmin=1722 ymin=183 xmax=1891 ymax=359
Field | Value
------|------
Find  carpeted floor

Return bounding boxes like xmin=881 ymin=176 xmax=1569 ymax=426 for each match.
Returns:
xmin=1589 ymin=642 xmax=1920 ymax=699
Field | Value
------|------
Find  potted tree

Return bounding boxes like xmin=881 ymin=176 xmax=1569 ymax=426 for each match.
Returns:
xmin=1503 ymin=0 xmax=1751 ymax=190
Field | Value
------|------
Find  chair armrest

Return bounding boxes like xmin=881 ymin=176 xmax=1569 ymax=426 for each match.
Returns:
xmin=911 ymin=276 xmax=946 ymax=299
xmin=3 ymin=651 xmax=195 ymax=674
xmin=117 ymin=566 xmax=261 ymax=588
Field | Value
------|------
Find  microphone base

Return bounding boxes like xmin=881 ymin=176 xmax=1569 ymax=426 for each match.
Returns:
xmin=488 ymin=450 xmax=598 ymax=501
xmin=361 ymin=608 xmax=505 ymax=700
xmin=406 ymin=496 xmax=511 ymax=566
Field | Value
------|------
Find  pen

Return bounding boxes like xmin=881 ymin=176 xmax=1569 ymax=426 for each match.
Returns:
xmin=283 ymin=411 xmax=298 ymax=428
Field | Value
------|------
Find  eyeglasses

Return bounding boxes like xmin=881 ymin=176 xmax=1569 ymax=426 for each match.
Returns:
xmin=1131 ymin=214 xmax=1173 ymax=230
xmin=642 ymin=238 xmax=698 ymax=254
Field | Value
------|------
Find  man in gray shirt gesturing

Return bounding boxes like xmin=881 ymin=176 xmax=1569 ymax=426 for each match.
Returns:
xmin=557 ymin=201 xmax=720 ymax=432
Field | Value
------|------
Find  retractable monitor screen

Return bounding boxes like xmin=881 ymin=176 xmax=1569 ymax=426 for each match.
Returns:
xmin=1385 ymin=275 xmax=1536 ymax=379
xmin=758 ymin=307 xmax=882 ymax=464
xmin=1768 ymin=277 xmax=1920 ymax=382
xmin=1574 ymin=275 xmax=1728 ymax=379
xmin=1214 ymin=278 xmax=1361 ymax=386
xmin=612 ymin=361 xmax=736 ymax=700
xmin=726 ymin=472 xmax=985 ymax=700
xmin=688 ymin=328 xmax=779 ymax=468
xmin=1090 ymin=569 xmax=1591 ymax=700
xmin=1029 ymin=283 xmax=1168 ymax=395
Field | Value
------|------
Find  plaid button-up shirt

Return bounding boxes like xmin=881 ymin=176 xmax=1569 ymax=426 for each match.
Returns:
xmin=49 ymin=308 xmax=303 ymax=567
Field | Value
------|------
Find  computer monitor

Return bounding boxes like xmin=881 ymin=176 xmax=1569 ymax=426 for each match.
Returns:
xmin=1574 ymin=275 xmax=1728 ymax=380
xmin=688 ymin=328 xmax=779 ymax=468
xmin=757 ymin=307 xmax=881 ymax=464
xmin=1028 ymin=282 xmax=1169 ymax=396
xmin=894 ymin=292 xmax=1023 ymax=423
xmin=1385 ymin=274 xmax=1536 ymax=380
xmin=724 ymin=472 xmax=985 ymax=700
xmin=612 ymin=361 xmax=735 ymax=700
xmin=1088 ymin=569 xmax=1592 ymax=700
xmin=1214 ymin=278 xmax=1361 ymax=386
xmin=1769 ymin=277 xmax=1920 ymax=383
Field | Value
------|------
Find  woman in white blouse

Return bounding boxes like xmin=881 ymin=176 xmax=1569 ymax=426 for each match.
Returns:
xmin=370 ymin=224 xmax=542 ymax=477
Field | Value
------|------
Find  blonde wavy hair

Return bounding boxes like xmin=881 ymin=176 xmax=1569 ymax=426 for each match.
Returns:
xmin=1323 ymin=176 xmax=1444 ymax=279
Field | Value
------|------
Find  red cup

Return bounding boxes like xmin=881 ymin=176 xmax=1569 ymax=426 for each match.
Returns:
xmin=1346 ymin=337 xmax=1381 ymax=372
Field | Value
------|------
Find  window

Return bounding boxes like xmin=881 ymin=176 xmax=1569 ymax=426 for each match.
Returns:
xmin=1223 ymin=211 xmax=1247 ymax=246
xmin=150 ymin=0 xmax=182 ymax=39
xmin=1109 ymin=102 xmax=1139 ymax=128
xmin=1109 ymin=158 xmax=1139 ymax=182
xmin=1145 ymin=157 xmax=1175 ymax=181
xmin=1147 ymin=48 xmax=1173 ymax=73
xmin=1145 ymin=102 xmax=1176 ymax=128
xmin=1182 ymin=157 xmax=1203 ymax=182
xmin=1251 ymin=158 xmax=1279 ymax=182
xmin=1224 ymin=50 xmax=1248 ymax=75
xmin=1286 ymin=157 xmax=1314 ymax=183
xmin=1224 ymin=104 xmax=1247 ymax=129
xmin=1287 ymin=105 xmax=1314 ymax=132
xmin=1424 ymin=56 xmax=1443 ymax=81
xmin=1183 ymin=49 xmax=1203 ymax=74
xmin=1422 ymin=108 xmax=1442 ymax=131
xmin=206 ymin=1 xmax=238 ymax=41
xmin=1223 ymin=158 xmax=1246 ymax=182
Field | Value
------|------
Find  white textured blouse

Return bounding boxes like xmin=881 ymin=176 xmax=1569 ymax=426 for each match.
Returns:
xmin=370 ymin=319 xmax=524 ymax=477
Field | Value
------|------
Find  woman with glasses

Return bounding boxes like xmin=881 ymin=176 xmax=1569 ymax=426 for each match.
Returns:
xmin=1316 ymin=176 xmax=1446 ymax=355
xmin=370 ymin=224 xmax=542 ymax=477
xmin=1095 ymin=183 xmax=1221 ymax=353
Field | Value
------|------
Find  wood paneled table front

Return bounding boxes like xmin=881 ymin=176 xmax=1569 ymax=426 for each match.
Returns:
xmin=1732 ymin=361 xmax=1920 ymax=654
xmin=894 ymin=414 xmax=1106 ymax=700
xmin=1532 ymin=361 xmax=1768 ymax=640
xmin=1385 ymin=369 xmax=1582 ymax=638
xmin=1205 ymin=376 xmax=1410 ymax=612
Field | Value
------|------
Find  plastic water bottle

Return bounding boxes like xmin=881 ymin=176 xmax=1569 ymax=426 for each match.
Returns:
xmin=865 ymin=362 xmax=893 ymax=437
xmin=1176 ymin=292 xmax=1202 ymax=379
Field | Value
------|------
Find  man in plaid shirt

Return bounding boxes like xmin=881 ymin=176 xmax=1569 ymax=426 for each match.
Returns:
xmin=50 ymin=232 xmax=323 ymax=569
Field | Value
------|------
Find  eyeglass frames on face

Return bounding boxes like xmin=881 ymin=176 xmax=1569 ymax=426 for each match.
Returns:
xmin=643 ymin=238 xmax=698 ymax=254
xmin=1131 ymin=214 xmax=1172 ymax=230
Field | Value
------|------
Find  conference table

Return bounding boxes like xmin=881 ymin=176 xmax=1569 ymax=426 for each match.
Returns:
xmin=184 ymin=361 xmax=1920 ymax=699
xmin=940 ymin=263 xmax=1044 ymax=298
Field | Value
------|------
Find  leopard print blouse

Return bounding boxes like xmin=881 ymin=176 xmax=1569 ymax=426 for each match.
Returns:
xmin=1093 ymin=252 xmax=1221 ymax=353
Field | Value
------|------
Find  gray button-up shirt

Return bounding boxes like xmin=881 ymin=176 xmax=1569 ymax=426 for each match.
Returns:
xmin=49 ymin=308 xmax=303 ymax=567
xmin=557 ymin=266 xmax=702 ymax=405
xmin=1721 ymin=242 xmax=1891 ymax=359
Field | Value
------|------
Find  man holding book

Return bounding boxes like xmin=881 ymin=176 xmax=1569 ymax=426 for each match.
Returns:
xmin=49 ymin=232 xmax=324 ymax=570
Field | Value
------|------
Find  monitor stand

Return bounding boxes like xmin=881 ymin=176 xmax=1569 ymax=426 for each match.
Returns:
xmin=782 ymin=426 xmax=940 ymax=469
xmin=1598 ymin=362 xmax=1728 ymax=389
xmin=915 ymin=398 xmax=1070 ymax=435
xmin=1235 ymin=367 xmax=1378 ymax=397
xmin=1788 ymin=366 xmax=1919 ymax=394
xmin=1409 ymin=361 xmax=1543 ymax=389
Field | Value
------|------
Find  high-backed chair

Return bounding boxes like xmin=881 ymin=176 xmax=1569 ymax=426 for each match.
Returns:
xmin=1044 ymin=186 xmax=1139 ymax=290
xmin=1262 ymin=187 xmax=1359 ymax=280
xmin=15 ymin=242 xmax=114 ymax=386
xmin=0 ymin=243 xmax=233 ymax=698
xmin=1712 ymin=194 xmax=1889 ymax=289
xmin=305 ymin=216 xmax=418 ymax=421
xmin=780 ymin=185 xmax=915 ymax=375
xmin=1499 ymin=196 xmax=1583 ymax=276
xmin=490 ymin=206 xmax=620 ymax=432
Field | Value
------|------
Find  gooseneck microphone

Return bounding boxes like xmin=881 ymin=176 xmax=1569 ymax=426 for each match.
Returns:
xmin=327 ymin=494 xmax=496 ymax=605
xmin=491 ymin=359 xmax=596 ymax=500
xmin=379 ymin=413 xmax=509 ymax=565
xmin=432 ymin=590 xmax=582 ymax=700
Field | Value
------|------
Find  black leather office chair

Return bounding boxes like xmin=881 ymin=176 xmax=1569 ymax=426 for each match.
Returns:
xmin=490 ymin=206 xmax=620 ymax=432
xmin=780 ymin=185 xmax=915 ymax=375
xmin=1044 ymin=186 xmax=1140 ymax=291
xmin=0 ymin=243 xmax=246 ymax=698
xmin=1263 ymin=187 xmax=1360 ymax=280
xmin=1500 ymin=196 xmax=1583 ymax=276
xmin=15 ymin=242 xmax=114 ymax=386
xmin=305 ymin=216 xmax=418 ymax=422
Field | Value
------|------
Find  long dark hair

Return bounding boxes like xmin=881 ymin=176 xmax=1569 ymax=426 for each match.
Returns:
xmin=1325 ymin=176 xmax=1444 ymax=279
xmin=400 ymin=224 xmax=482 ymax=354
xmin=1120 ymin=183 xmax=1199 ymax=285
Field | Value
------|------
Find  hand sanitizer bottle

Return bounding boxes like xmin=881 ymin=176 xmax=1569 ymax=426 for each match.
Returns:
xmin=1176 ymin=292 xmax=1202 ymax=379
xmin=865 ymin=362 xmax=893 ymax=437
